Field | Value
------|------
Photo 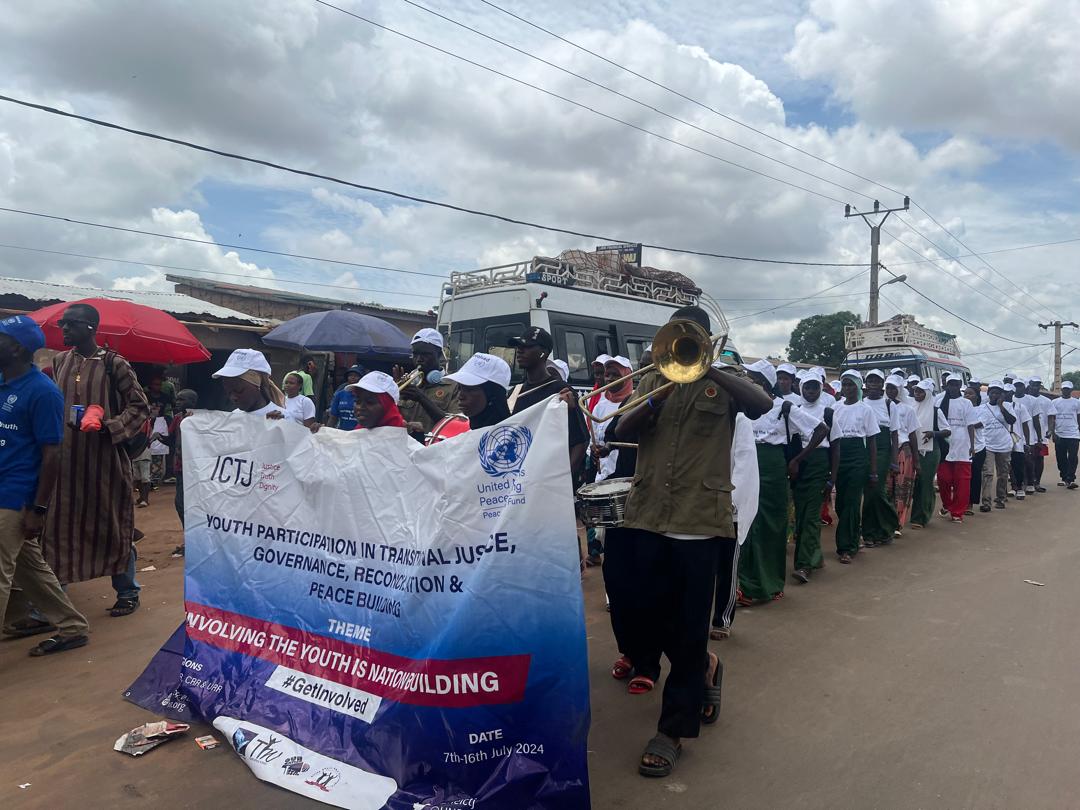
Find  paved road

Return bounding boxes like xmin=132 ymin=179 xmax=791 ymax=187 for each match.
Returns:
xmin=2 ymin=482 xmax=1078 ymax=809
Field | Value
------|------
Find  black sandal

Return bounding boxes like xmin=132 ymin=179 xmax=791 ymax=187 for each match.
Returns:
xmin=109 ymin=598 xmax=140 ymax=617
xmin=701 ymin=652 xmax=723 ymax=725
xmin=3 ymin=618 xmax=57 ymax=639
xmin=638 ymin=735 xmax=681 ymax=778
xmin=29 ymin=634 xmax=88 ymax=656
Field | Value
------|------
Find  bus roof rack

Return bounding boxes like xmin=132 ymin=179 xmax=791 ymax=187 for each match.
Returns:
xmin=844 ymin=315 xmax=960 ymax=356
xmin=448 ymin=250 xmax=700 ymax=307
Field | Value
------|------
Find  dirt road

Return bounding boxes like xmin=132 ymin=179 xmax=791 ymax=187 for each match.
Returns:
xmin=2 ymin=483 xmax=1078 ymax=809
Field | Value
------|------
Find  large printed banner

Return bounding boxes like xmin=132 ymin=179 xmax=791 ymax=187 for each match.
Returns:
xmin=135 ymin=399 xmax=589 ymax=809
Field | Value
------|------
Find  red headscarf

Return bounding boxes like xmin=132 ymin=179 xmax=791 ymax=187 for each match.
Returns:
xmin=355 ymin=392 xmax=408 ymax=429
xmin=604 ymin=361 xmax=634 ymax=403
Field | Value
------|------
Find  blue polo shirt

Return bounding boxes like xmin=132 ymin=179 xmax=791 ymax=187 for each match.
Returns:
xmin=0 ymin=366 xmax=64 ymax=510
xmin=330 ymin=388 xmax=358 ymax=431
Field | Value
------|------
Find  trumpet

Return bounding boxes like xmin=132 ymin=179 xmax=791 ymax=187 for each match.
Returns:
xmin=579 ymin=319 xmax=728 ymax=423
xmin=398 ymin=367 xmax=444 ymax=390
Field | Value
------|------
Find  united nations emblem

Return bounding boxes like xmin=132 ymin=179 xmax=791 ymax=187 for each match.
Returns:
xmin=478 ymin=425 xmax=533 ymax=477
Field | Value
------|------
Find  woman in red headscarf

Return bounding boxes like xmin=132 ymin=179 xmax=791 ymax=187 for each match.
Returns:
xmin=349 ymin=372 xmax=408 ymax=430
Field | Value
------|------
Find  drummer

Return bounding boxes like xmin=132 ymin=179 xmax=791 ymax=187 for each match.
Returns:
xmin=443 ymin=353 xmax=512 ymax=430
xmin=591 ymin=356 xmax=635 ymax=482
xmin=394 ymin=328 xmax=459 ymax=440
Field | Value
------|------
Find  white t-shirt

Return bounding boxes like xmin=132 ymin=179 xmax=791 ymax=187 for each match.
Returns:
xmin=939 ymin=396 xmax=980 ymax=462
xmin=862 ymin=395 xmax=899 ymax=432
xmin=590 ymin=396 xmax=621 ymax=481
xmin=1009 ymin=399 xmax=1033 ymax=448
xmin=781 ymin=392 xmax=803 ymax=405
xmin=891 ymin=401 xmax=919 ymax=446
xmin=283 ymin=394 xmax=317 ymax=424
xmin=1051 ymin=395 xmax=1080 ymax=439
xmin=235 ymin=401 xmax=287 ymax=418
xmin=1016 ymin=395 xmax=1049 ymax=444
xmin=797 ymin=397 xmax=833 ymax=449
xmin=913 ymin=400 xmax=947 ymax=454
xmin=979 ymin=401 xmax=1021 ymax=453
xmin=752 ymin=397 xmax=822 ymax=446
xmin=149 ymin=416 xmax=170 ymax=455
xmin=829 ymin=400 xmax=880 ymax=441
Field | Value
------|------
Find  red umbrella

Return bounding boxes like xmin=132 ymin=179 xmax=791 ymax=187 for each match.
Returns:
xmin=29 ymin=297 xmax=211 ymax=365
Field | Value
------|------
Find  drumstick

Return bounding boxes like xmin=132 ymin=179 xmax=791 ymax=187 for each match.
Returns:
xmin=607 ymin=442 xmax=638 ymax=449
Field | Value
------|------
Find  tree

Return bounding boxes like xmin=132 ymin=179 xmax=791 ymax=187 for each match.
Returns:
xmin=1063 ymin=370 xmax=1080 ymax=390
xmin=787 ymin=311 xmax=861 ymax=368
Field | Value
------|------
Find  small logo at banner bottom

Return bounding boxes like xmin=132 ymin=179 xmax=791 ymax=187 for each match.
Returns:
xmin=305 ymin=767 xmax=342 ymax=792
xmin=478 ymin=425 xmax=532 ymax=478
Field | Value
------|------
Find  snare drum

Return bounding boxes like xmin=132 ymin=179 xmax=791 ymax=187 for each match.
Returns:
xmin=425 ymin=414 xmax=470 ymax=445
xmin=575 ymin=477 xmax=633 ymax=528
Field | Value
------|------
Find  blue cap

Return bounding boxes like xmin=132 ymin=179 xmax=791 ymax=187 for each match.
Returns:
xmin=0 ymin=315 xmax=46 ymax=354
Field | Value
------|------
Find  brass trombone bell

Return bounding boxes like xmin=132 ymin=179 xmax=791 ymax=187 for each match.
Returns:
xmin=579 ymin=319 xmax=727 ymax=423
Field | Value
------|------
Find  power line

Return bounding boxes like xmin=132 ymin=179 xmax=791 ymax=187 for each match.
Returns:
xmin=910 ymin=201 xmax=1064 ymax=321
xmin=307 ymin=2 xmax=852 ymax=206
xmin=729 ymin=268 xmax=868 ymax=322
xmin=0 ymin=242 xmax=442 ymax=301
xmin=964 ymin=343 xmax=1052 ymax=358
xmin=474 ymin=0 xmax=908 ymax=201
xmin=0 ymin=100 xmax=867 ymax=267
xmin=888 ymin=234 xmax=1080 ymax=265
xmin=391 ymin=0 xmax=876 ymax=203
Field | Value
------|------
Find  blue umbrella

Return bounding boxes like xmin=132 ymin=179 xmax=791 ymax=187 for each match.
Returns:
xmin=261 ymin=309 xmax=413 ymax=358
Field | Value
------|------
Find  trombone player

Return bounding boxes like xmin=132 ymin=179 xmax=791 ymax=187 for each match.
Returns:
xmin=611 ymin=306 xmax=773 ymax=779
xmin=394 ymin=328 xmax=459 ymax=440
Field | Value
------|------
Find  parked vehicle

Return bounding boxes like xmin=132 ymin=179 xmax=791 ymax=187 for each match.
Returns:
xmin=436 ymin=249 xmax=739 ymax=388
xmin=844 ymin=315 xmax=970 ymax=385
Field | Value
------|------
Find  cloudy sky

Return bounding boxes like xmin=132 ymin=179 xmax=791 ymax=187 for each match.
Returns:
xmin=2 ymin=0 xmax=1078 ymax=378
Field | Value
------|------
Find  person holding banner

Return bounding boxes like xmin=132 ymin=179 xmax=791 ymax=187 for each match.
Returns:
xmin=443 ymin=353 xmax=512 ymax=430
xmin=349 ymin=371 xmax=409 ymax=430
xmin=213 ymin=349 xmax=286 ymax=417
xmin=614 ymin=306 xmax=773 ymax=779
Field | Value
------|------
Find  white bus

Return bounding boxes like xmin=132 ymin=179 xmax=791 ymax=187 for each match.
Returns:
xmin=843 ymin=315 xmax=971 ymax=386
xmin=435 ymin=252 xmax=739 ymax=388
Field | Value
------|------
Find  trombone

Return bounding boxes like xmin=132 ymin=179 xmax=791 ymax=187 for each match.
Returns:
xmin=579 ymin=319 xmax=728 ymax=424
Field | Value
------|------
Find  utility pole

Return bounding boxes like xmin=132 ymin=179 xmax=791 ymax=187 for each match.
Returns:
xmin=1039 ymin=320 xmax=1079 ymax=391
xmin=845 ymin=197 xmax=910 ymax=325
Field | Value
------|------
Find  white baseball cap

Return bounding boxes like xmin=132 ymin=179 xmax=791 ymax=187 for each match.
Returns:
xmin=906 ymin=374 xmax=920 ymax=383
xmin=800 ymin=369 xmax=825 ymax=385
xmin=987 ymin=380 xmax=1005 ymax=391
xmin=551 ymin=359 xmax=569 ymax=381
xmin=886 ymin=374 xmax=906 ymax=389
xmin=593 ymin=353 xmax=612 ymax=366
xmin=916 ymin=379 xmax=936 ymax=391
xmin=864 ymin=368 xmax=886 ymax=381
xmin=412 ymin=328 xmax=444 ymax=350
xmin=841 ymin=369 xmax=863 ymax=382
xmin=213 ymin=348 xmax=271 ymax=378
xmin=606 ymin=355 xmax=632 ymax=370
xmin=1028 ymin=375 xmax=1042 ymax=384
xmin=743 ymin=359 xmax=777 ymax=387
xmin=348 ymin=371 xmax=400 ymax=403
xmin=1062 ymin=381 xmax=1074 ymax=390
xmin=444 ymin=353 xmax=512 ymax=390
xmin=777 ymin=362 xmax=797 ymax=376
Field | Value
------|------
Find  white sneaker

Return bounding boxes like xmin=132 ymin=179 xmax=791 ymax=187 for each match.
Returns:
xmin=1025 ymin=486 xmax=1035 ymax=494
xmin=1016 ymin=490 xmax=1026 ymax=500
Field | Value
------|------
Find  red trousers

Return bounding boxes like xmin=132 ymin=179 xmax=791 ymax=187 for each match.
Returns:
xmin=937 ymin=460 xmax=972 ymax=518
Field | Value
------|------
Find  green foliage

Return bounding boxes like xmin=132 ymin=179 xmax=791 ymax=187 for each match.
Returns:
xmin=786 ymin=311 xmax=862 ymax=368
xmin=1062 ymin=370 xmax=1080 ymax=390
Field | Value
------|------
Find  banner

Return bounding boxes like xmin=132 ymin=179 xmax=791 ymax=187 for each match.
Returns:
xmin=158 ymin=399 xmax=589 ymax=809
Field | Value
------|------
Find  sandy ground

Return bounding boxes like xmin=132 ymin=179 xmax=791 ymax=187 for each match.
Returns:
xmin=2 ymin=478 xmax=1079 ymax=809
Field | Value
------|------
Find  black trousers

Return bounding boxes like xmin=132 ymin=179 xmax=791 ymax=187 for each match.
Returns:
xmin=628 ymin=529 xmax=722 ymax=740
xmin=711 ymin=536 xmax=741 ymax=630
xmin=970 ymin=449 xmax=986 ymax=505
xmin=1032 ymin=452 xmax=1045 ymax=485
xmin=1058 ymin=438 xmax=1080 ymax=483
xmin=174 ymin=470 xmax=185 ymax=528
xmin=1010 ymin=452 xmax=1026 ymax=492
xmin=602 ymin=527 xmax=634 ymax=658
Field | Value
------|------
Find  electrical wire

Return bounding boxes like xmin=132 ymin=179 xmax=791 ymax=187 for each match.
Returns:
xmin=0 ymin=96 xmax=868 ymax=267
xmin=307 ymin=2 xmax=852 ymax=206
xmin=0 ymin=242 xmax=442 ymax=301
xmin=888 ymin=234 xmax=1080 ymax=265
xmin=728 ymin=268 xmax=868 ymax=322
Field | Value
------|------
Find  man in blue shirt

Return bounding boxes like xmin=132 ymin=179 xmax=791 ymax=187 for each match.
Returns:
xmin=0 ymin=315 xmax=89 ymax=656
xmin=327 ymin=364 xmax=364 ymax=430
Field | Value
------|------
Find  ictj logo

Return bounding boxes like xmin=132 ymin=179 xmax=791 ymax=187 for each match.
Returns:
xmin=210 ymin=455 xmax=255 ymax=488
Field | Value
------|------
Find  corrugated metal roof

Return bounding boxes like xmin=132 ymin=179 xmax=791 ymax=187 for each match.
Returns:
xmin=0 ymin=276 xmax=270 ymax=325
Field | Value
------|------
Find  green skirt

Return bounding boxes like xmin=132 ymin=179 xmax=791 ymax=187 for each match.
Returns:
xmin=911 ymin=446 xmax=940 ymax=526
xmin=861 ymin=429 xmax=899 ymax=542
xmin=793 ymin=447 xmax=829 ymax=570
xmin=738 ymin=444 xmax=790 ymax=600
xmin=834 ymin=438 xmax=867 ymax=555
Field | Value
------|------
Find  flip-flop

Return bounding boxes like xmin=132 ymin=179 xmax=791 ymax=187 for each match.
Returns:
xmin=638 ymin=735 xmax=681 ymax=778
xmin=611 ymin=656 xmax=633 ymax=680
xmin=29 ymin=634 xmax=88 ymax=657
xmin=627 ymin=675 xmax=655 ymax=695
xmin=701 ymin=652 xmax=723 ymax=725
xmin=3 ymin=618 xmax=57 ymax=639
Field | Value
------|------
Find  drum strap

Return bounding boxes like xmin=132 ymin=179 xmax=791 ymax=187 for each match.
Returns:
xmin=507 ymin=383 xmax=524 ymax=413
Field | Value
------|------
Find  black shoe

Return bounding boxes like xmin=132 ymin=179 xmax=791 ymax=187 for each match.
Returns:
xmin=964 ymin=509 xmax=975 ymax=516
xmin=994 ymin=502 xmax=1006 ymax=509
xmin=1069 ymin=483 xmax=1079 ymax=490
xmin=1058 ymin=482 xmax=1067 ymax=487
xmin=109 ymin=598 xmax=140 ymax=617
xmin=1035 ymin=486 xmax=1047 ymax=493
xmin=980 ymin=504 xmax=992 ymax=512
xmin=793 ymin=568 xmax=810 ymax=584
